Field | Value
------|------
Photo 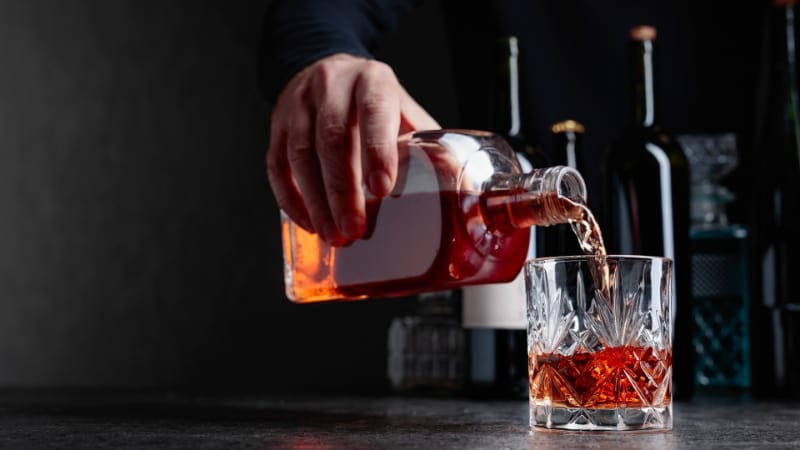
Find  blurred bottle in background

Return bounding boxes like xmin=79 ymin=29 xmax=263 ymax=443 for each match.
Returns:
xmin=750 ymin=0 xmax=800 ymax=400
xmin=678 ymin=133 xmax=751 ymax=395
xmin=603 ymin=25 xmax=694 ymax=401
xmin=462 ymin=36 xmax=532 ymax=399
xmin=540 ymin=120 xmax=586 ymax=257
xmin=387 ymin=291 xmax=466 ymax=395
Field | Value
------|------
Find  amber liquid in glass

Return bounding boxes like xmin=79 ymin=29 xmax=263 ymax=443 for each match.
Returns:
xmin=531 ymin=346 xmax=673 ymax=408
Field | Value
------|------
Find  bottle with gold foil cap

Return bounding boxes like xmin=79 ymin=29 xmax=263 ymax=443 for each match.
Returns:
xmin=551 ymin=119 xmax=585 ymax=174
xmin=538 ymin=120 xmax=586 ymax=257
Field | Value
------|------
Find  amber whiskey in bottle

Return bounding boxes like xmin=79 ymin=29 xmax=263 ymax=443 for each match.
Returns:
xmin=282 ymin=129 xmax=588 ymax=303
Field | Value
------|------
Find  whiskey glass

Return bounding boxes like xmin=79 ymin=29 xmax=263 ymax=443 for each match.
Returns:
xmin=525 ymin=255 xmax=673 ymax=431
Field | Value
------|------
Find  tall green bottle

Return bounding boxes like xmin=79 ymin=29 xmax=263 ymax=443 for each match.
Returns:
xmin=603 ymin=26 xmax=694 ymax=401
xmin=751 ymin=0 xmax=800 ymax=399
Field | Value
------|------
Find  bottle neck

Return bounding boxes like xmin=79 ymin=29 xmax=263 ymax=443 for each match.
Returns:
xmin=482 ymin=166 xmax=587 ymax=232
xmin=772 ymin=1 xmax=798 ymax=67
xmin=772 ymin=2 xmax=800 ymax=163
xmin=551 ymin=120 xmax=584 ymax=168
xmin=491 ymin=36 xmax=523 ymax=140
xmin=630 ymin=39 xmax=657 ymax=128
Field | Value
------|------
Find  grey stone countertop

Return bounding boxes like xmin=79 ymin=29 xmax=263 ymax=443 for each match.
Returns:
xmin=0 ymin=391 xmax=797 ymax=449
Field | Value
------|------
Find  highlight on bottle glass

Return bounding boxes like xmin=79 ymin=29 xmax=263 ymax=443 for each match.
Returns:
xmin=525 ymin=255 xmax=673 ymax=431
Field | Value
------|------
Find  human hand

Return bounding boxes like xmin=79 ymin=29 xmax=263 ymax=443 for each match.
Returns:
xmin=266 ymin=53 xmax=440 ymax=246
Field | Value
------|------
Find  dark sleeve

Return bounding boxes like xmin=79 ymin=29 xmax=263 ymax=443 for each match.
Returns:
xmin=259 ymin=0 xmax=420 ymax=103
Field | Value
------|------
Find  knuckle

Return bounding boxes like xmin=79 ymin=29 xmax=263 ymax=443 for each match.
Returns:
xmin=359 ymin=95 xmax=392 ymax=118
xmin=361 ymin=139 xmax=392 ymax=157
xmin=286 ymin=146 xmax=313 ymax=167
xmin=285 ymin=137 xmax=314 ymax=165
xmin=276 ymin=75 xmax=309 ymax=107
xmin=325 ymin=176 xmax=357 ymax=198
xmin=265 ymin=150 xmax=280 ymax=174
xmin=311 ymin=59 xmax=345 ymax=94
xmin=362 ymin=60 xmax=394 ymax=80
xmin=317 ymin=121 xmax=348 ymax=148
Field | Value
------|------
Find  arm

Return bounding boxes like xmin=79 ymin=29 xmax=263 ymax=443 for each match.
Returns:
xmin=261 ymin=0 xmax=439 ymax=245
xmin=260 ymin=0 xmax=415 ymax=102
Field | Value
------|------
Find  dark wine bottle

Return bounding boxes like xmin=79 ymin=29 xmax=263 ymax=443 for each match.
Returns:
xmin=551 ymin=120 xmax=584 ymax=171
xmin=751 ymin=0 xmax=800 ymax=399
xmin=462 ymin=36 xmax=531 ymax=399
xmin=603 ymin=26 xmax=694 ymax=401
xmin=539 ymin=120 xmax=586 ymax=257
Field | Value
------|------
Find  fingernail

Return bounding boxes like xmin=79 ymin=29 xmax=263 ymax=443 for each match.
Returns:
xmin=368 ymin=170 xmax=392 ymax=197
xmin=298 ymin=218 xmax=314 ymax=233
xmin=339 ymin=214 xmax=365 ymax=240
xmin=321 ymin=223 xmax=344 ymax=246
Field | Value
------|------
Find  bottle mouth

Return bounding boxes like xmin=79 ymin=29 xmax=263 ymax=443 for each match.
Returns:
xmin=539 ymin=166 xmax=587 ymax=226
xmin=550 ymin=166 xmax=587 ymax=204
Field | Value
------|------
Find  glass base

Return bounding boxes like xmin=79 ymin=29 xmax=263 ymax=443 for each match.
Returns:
xmin=530 ymin=404 xmax=673 ymax=431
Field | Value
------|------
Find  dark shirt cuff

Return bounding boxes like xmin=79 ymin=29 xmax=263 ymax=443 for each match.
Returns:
xmin=259 ymin=0 xmax=417 ymax=103
xmin=260 ymin=29 xmax=373 ymax=103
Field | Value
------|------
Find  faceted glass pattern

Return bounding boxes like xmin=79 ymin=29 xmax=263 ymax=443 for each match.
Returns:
xmin=525 ymin=256 xmax=673 ymax=431
xmin=690 ymin=244 xmax=751 ymax=390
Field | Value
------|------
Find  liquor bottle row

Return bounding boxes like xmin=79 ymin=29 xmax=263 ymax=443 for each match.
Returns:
xmin=280 ymin=3 xmax=800 ymax=402
xmin=385 ymin=6 xmax=800 ymax=401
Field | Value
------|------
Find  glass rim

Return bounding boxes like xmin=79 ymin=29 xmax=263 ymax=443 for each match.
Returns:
xmin=526 ymin=254 xmax=673 ymax=265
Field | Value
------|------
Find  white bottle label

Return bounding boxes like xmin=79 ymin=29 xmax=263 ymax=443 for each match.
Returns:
xmin=462 ymin=271 xmax=528 ymax=329
xmin=462 ymin=152 xmax=535 ymax=331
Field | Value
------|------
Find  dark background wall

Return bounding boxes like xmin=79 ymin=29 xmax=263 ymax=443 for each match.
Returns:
xmin=0 ymin=0 xmax=455 ymax=392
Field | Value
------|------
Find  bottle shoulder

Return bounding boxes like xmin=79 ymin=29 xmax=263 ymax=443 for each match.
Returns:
xmin=607 ymin=128 xmax=688 ymax=169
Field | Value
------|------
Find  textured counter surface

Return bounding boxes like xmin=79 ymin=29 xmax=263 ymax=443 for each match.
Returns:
xmin=0 ymin=392 xmax=797 ymax=449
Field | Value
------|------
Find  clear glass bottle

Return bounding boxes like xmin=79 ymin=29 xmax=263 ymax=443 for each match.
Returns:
xmin=678 ymin=133 xmax=751 ymax=394
xmin=386 ymin=290 xmax=466 ymax=394
xmin=281 ymin=129 xmax=587 ymax=303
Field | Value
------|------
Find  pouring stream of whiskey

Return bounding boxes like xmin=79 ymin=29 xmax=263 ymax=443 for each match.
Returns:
xmin=563 ymin=197 xmax=611 ymax=298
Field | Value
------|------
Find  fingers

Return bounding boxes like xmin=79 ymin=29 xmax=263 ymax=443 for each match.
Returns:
xmin=311 ymin=58 xmax=365 ymax=242
xmin=265 ymin=54 xmax=439 ymax=246
xmin=285 ymin=101 xmax=348 ymax=246
xmin=266 ymin=113 xmax=312 ymax=233
xmin=355 ymin=61 xmax=402 ymax=198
